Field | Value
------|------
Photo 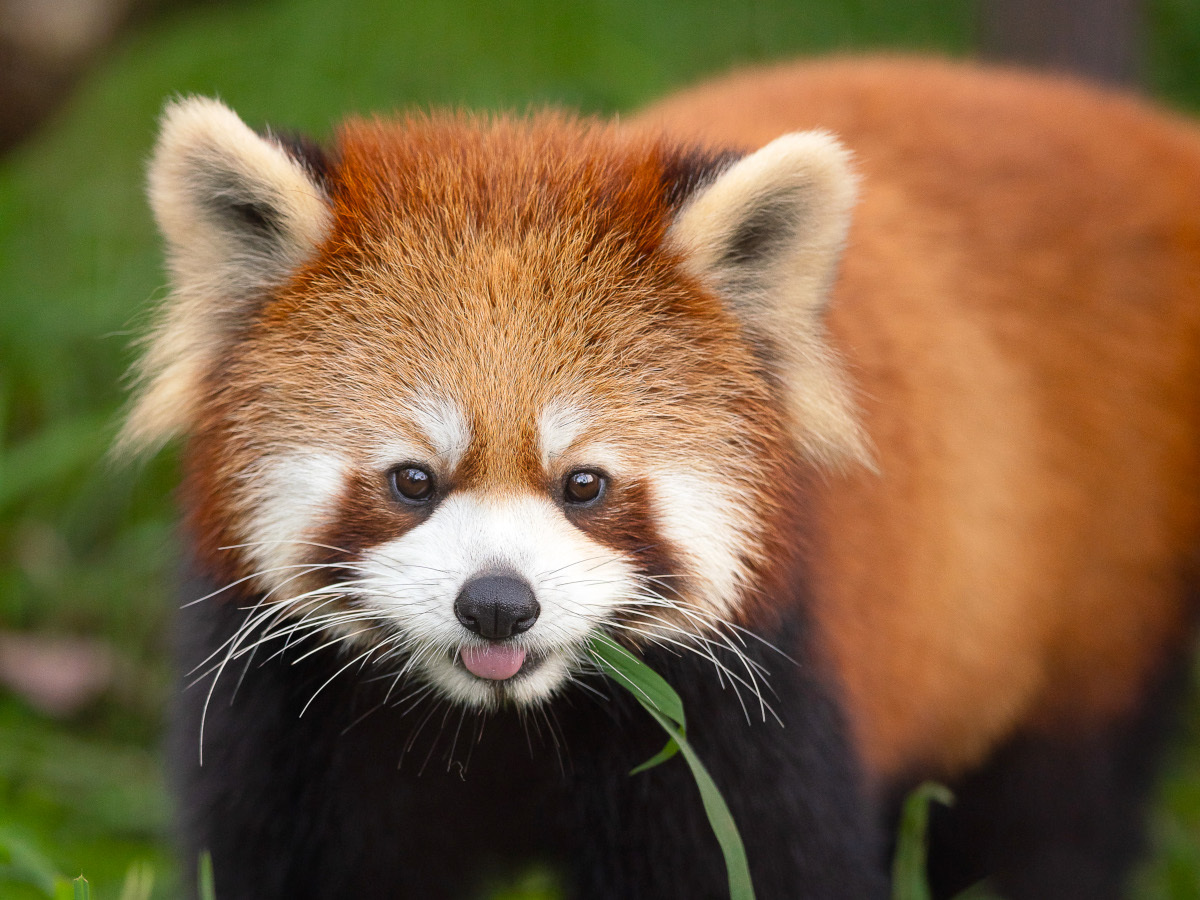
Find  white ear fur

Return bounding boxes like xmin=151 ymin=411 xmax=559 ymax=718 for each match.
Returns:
xmin=668 ymin=131 xmax=870 ymax=468
xmin=119 ymin=97 xmax=332 ymax=454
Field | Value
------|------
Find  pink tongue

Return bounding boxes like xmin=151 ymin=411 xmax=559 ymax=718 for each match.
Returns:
xmin=460 ymin=645 xmax=527 ymax=681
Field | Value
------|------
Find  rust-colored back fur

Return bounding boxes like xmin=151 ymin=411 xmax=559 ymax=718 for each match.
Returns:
xmin=638 ymin=57 xmax=1200 ymax=779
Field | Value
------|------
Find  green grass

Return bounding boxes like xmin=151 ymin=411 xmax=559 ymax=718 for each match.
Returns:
xmin=0 ymin=0 xmax=1198 ymax=897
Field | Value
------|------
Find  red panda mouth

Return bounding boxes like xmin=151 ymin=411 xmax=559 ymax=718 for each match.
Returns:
xmin=457 ymin=645 xmax=545 ymax=682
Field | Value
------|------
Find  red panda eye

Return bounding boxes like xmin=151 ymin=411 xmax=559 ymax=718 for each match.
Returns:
xmin=389 ymin=465 xmax=435 ymax=503
xmin=563 ymin=469 xmax=605 ymax=505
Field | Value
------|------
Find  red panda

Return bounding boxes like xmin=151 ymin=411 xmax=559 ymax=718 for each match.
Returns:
xmin=124 ymin=57 xmax=1200 ymax=899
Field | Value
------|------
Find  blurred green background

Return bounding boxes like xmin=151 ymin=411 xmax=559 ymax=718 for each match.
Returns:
xmin=1 ymin=0 xmax=1199 ymax=897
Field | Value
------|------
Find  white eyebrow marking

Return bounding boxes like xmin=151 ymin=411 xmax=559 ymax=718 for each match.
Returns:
xmin=411 ymin=396 xmax=471 ymax=469
xmin=367 ymin=439 xmax=429 ymax=471
xmin=538 ymin=399 xmax=593 ymax=468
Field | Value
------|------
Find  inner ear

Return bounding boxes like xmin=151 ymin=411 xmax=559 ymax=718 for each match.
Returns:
xmin=666 ymin=131 xmax=870 ymax=468
xmin=668 ymin=131 xmax=857 ymax=307
xmin=205 ymin=172 xmax=287 ymax=240
xmin=147 ymin=97 xmax=333 ymax=298
xmin=722 ymin=186 xmax=813 ymax=269
xmin=203 ymin=130 xmax=333 ymax=245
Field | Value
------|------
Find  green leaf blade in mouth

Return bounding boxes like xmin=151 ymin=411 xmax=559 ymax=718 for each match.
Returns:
xmin=588 ymin=634 xmax=686 ymax=728
xmin=588 ymin=633 xmax=756 ymax=900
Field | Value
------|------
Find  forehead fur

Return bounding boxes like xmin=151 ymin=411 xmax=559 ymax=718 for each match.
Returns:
xmin=179 ymin=113 xmax=807 ymax=595
xmin=228 ymin=114 xmax=775 ymax=461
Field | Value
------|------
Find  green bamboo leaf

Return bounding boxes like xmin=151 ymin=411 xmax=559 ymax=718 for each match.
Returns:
xmin=589 ymin=635 xmax=755 ymax=900
xmin=629 ymin=737 xmax=680 ymax=775
xmin=589 ymin=634 xmax=685 ymax=729
xmin=891 ymin=782 xmax=954 ymax=900
xmin=72 ymin=875 xmax=90 ymax=900
xmin=198 ymin=851 xmax=216 ymax=900
xmin=644 ymin=707 xmax=755 ymax=900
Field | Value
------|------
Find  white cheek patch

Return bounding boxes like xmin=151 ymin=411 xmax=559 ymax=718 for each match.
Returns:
xmin=645 ymin=469 xmax=757 ymax=619
xmin=238 ymin=449 xmax=349 ymax=584
xmin=356 ymin=491 xmax=636 ymax=706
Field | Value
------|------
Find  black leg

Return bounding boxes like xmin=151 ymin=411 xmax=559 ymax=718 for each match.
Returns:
xmin=924 ymin=651 xmax=1191 ymax=900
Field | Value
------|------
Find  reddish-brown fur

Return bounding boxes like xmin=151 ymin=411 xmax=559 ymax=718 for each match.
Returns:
xmin=638 ymin=57 xmax=1200 ymax=780
xmin=176 ymin=58 xmax=1200 ymax=796
xmin=181 ymin=113 xmax=795 ymax=619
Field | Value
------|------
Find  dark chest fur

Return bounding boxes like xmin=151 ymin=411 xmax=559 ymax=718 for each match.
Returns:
xmin=170 ymin=557 xmax=884 ymax=900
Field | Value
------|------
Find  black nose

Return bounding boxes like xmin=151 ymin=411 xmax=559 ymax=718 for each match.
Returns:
xmin=454 ymin=575 xmax=540 ymax=640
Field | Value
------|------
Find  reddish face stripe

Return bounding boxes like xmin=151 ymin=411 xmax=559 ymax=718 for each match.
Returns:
xmin=565 ymin=476 xmax=685 ymax=589
xmin=315 ymin=469 xmax=432 ymax=574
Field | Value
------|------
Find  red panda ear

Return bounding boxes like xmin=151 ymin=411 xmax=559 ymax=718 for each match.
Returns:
xmin=667 ymin=131 xmax=871 ymax=468
xmin=118 ymin=97 xmax=332 ymax=455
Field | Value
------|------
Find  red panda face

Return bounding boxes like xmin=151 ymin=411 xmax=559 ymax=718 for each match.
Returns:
xmin=125 ymin=101 xmax=866 ymax=708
